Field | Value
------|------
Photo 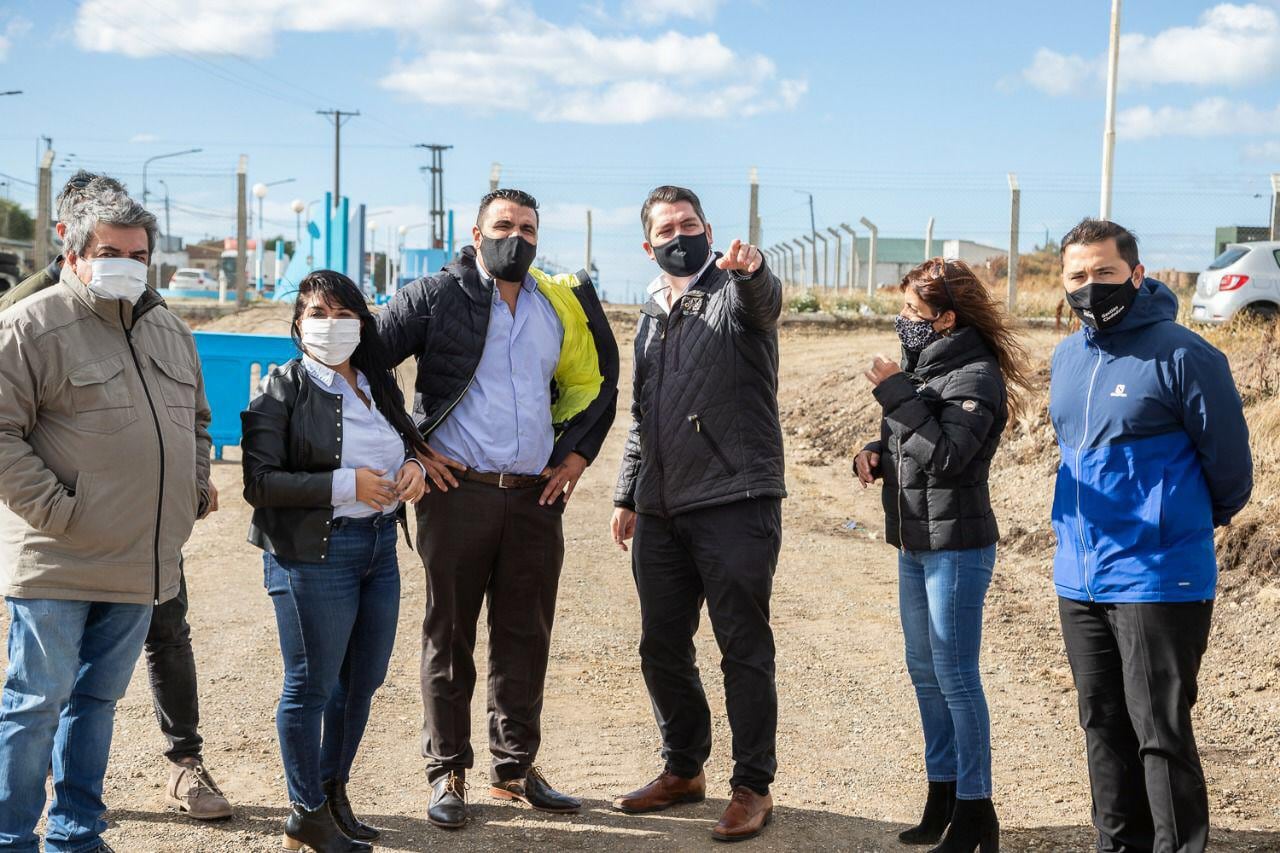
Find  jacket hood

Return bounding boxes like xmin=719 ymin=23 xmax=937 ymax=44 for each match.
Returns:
xmin=1087 ymin=277 xmax=1178 ymax=340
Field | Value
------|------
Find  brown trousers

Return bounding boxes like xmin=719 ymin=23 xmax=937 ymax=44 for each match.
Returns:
xmin=416 ymin=479 xmax=565 ymax=783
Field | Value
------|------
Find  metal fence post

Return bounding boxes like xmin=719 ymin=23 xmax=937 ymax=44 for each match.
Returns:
xmin=859 ymin=217 xmax=878 ymax=296
xmin=1008 ymin=172 xmax=1020 ymax=312
xmin=826 ymin=227 xmax=843 ymax=292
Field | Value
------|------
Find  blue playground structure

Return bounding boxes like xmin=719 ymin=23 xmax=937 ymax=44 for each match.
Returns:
xmin=194 ymin=331 xmax=298 ymax=459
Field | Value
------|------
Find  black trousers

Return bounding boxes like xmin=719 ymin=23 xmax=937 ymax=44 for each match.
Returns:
xmin=1059 ymin=597 xmax=1214 ymax=853
xmin=145 ymin=567 xmax=203 ymax=763
xmin=631 ymin=497 xmax=782 ymax=795
xmin=416 ymin=480 xmax=565 ymax=784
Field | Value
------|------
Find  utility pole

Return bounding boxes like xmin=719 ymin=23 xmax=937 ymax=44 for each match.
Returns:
xmin=859 ymin=217 xmax=879 ymax=296
xmin=416 ymin=143 xmax=453 ymax=249
xmin=489 ymin=162 xmax=502 ymax=193
xmin=1270 ymin=173 xmax=1280 ymax=241
xmin=158 ymin=179 xmax=172 ymax=244
xmin=1008 ymin=173 xmax=1021 ymax=312
xmin=1100 ymin=0 xmax=1122 ymax=220
xmin=795 ymin=191 xmax=818 ymax=287
xmin=748 ymin=167 xmax=761 ymax=246
xmin=34 ymin=147 xmax=54 ymax=267
xmin=236 ymin=155 xmax=248 ymax=307
xmin=317 ymin=109 xmax=359 ymax=209
xmin=585 ymin=208 xmax=593 ymax=274
xmin=826 ymin=227 xmax=843 ymax=291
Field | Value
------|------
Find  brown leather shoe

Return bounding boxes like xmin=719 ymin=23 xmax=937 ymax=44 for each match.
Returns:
xmin=711 ymin=786 xmax=773 ymax=843
xmin=166 ymin=758 xmax=234 ymax=820
xmin=613 ymin=769 xmax=706 ymax=814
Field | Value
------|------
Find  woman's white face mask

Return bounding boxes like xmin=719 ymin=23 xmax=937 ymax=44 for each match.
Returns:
xmin=83 ymin=257 xmax=148 ymax=303
xmin=300 ymin=317 xmax=361 ymax=366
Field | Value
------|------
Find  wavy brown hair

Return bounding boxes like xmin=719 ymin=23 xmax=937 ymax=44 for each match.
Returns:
xmin=900 ymin=257 xmax=1034 ymax=422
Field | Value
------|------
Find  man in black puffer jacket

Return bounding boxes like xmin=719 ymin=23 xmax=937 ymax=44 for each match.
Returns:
xmin=611 ymin=186 xmax=785 ymax=844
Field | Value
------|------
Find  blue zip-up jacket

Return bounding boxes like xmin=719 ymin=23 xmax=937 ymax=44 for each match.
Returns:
xmin=1049 ymin=278 xmax=1252 ymax=603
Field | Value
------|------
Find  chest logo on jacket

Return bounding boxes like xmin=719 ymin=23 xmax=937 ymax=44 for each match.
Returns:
xmin=1109 ymin=384 xmax=1127 ymax=398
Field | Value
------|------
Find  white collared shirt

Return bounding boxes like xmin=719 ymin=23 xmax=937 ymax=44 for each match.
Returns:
xmin=301 ymin=355 xmax=407 ymax=518
xmin=646 ymin=250 xmax=717 ymax=315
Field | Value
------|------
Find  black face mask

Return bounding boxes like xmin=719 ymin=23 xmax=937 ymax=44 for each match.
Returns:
xmin=652 ymin=232 xmax=710 ymax=277
xmin=480 ymin=234 xmax=537 ymax=282
xmin=895 ymin=314 xmax=944 ymax=354
xmin=1065 ymin=280 xmax=1139 ymax=330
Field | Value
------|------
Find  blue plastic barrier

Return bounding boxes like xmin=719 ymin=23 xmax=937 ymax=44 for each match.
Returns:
xmin=193 ymin=331 xmax=298 ymax=459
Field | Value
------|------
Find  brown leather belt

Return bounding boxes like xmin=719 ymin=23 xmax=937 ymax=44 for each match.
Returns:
xmin=460 ymin=469 xmax=548 ymax=489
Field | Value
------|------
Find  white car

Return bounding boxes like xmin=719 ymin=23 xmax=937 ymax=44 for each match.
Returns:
xmin=1190 ymin=241 xmax=1280 ymax=324
xmin=168 ymin=268 xmax=219 ymax=291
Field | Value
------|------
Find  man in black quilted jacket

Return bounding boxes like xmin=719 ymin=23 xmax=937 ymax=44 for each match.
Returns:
xmin=610 ymin=185 xmax=785 ymax=843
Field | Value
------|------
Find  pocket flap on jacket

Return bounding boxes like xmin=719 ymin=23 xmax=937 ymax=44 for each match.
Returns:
xmin=68 ymin=356 xmax=126 ymax=387
xmin=150 ymin=354 xmax=197 ymax=387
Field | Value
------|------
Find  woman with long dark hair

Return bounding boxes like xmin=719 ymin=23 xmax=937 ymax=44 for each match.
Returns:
xmin=242 ymin=271 xmax=428 ymax=852
xmin=855 ymin=258 xmax=1031 ymax=853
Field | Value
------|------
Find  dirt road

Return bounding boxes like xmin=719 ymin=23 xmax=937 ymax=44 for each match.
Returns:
xmin=3 ymin=316 xmax=1278 ymax=851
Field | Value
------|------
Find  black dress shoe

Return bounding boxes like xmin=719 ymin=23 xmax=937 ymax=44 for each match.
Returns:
xmin=323 ymin=778 xmax=380 ymax=842
xmin=282 ymin=802 xmax=373 ymax=852
xmin=428 ymin=771 xmax=468 ymax=829
xmin=900 ymin=780 xmax=956 ymax=844
xmin=490 ymin=766 xmax=582 ymax=813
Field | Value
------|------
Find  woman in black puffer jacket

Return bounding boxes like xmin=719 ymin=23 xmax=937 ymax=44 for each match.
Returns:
xmin=855 ymin=258 xmax=1031 ymax=853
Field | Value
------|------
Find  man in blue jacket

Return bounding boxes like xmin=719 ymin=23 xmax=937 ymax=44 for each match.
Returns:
xmin=1050 ymin=218 xmax=1252 ymax=853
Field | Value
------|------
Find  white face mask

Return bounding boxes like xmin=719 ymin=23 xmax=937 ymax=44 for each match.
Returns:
xmin=300 ymin=318 xmax=362 ymax=366
xmin=84 ymin=257 xmax=148 ymax=303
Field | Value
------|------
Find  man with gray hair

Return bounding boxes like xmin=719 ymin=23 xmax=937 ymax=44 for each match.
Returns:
xmin=0 ymin=175 xmax=215 ymax=852
xmin=1 ymin=170 xmax=234 ymax=823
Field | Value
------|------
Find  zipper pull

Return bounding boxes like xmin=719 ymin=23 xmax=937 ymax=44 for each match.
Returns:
xmin=688 ymin=414 xmax=701 ymax=432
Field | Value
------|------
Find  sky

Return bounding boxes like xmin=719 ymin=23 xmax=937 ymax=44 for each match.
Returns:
xmin=0 ymin=0 xmax=1278 ymax=302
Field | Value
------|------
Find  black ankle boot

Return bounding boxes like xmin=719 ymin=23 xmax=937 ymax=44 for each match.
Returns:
xmin=899 ymin=780 xmax=956 ymax=844
xmin=323 ymin=779 xmax=380 ymax=842
xmin=282 ymin=802 xmax=373 ymax=852
xmin=928 ymin=797 xmax=999 ymax=853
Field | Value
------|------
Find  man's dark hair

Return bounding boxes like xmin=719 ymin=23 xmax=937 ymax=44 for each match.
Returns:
xmin=641 ymin=185 xmax=707 ymax=241
xmin=477 ymin=188 xmax=539 ymax=225
xmin=1060 ymin=218 xmax=1140 ymax=270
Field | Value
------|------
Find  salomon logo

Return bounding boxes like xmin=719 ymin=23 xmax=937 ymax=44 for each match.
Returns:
xmin=1110 ymin=384 xmax=1127 ymax=398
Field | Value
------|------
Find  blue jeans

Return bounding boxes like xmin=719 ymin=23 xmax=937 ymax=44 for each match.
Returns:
xmin=898 ymin=545 xmax=996 ymax=800
xmin=265 ymin=514 xmax=400 ymax=809
xmin=0 ymin=598 xmax=151 ymax=853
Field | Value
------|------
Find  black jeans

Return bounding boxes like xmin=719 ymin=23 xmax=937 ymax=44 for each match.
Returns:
xmin=1058 ymin=597 xmax=1214 ymax=853
xmin=145 ymin=568 xmax=203 ymax=763
xmin=631 ymin=498 xmax=782 ymax=795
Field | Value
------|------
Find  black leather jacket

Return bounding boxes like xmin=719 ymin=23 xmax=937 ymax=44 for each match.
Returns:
xmin=241 ymin=359 xmax=410 ymax=562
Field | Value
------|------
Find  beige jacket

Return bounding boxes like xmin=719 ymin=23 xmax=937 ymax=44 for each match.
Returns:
xmin=0 ymin=267 xmax=212 ymax=604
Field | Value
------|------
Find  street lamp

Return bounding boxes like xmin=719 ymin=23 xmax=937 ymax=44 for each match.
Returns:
xmin=157 ymin=178 xmax=172 ymax=247
xmin=142 ymin=148 xmax=202 ymax=209
xmin=794 ymin=189 xmax=818 ymax=288
xmin=290 ymin=199 xmax=305 ymax=247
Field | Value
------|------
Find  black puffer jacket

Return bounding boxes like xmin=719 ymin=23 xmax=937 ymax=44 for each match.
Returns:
xmin=867 ymin=327 xmax=1009 ymax=551
xmin=241 ymin=359 xmax=410 ymax=562
xmin=377 ymin=246 xmax=618 ymax=466
xmin=614 ymin=257 xmax=786 ymax=517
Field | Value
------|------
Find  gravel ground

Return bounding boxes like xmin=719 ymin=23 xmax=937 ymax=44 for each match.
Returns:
xmin=2 ymin=316 xmax=1277 ymax=852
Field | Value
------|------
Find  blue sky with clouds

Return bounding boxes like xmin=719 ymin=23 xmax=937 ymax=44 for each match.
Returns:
xmin=1 ymin=0 xmax=1277 ymax=301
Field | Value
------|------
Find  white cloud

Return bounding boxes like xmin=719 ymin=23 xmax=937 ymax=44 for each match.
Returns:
xmin=73 ymin=0 xmax=803 ymax=125
xmin=1020 ymin=47 xmax=1098 ymax=96
xmin=129 ymin=133 xmax=160 ymax=144
xmin=1020 ymin=3 xmax=1280 ymax=96
xmin=1242 ymin=139 xmax=1280 ymax=160
xmin=1117 ymin=96 xmax=1280 ymax=139
xmin=624 ymin=0 xmax=722 ymax=25
xmin=380 ymin=23 xmax=806 ymax=124
xmin=0 ymin=15 xmax=32 ymax=63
